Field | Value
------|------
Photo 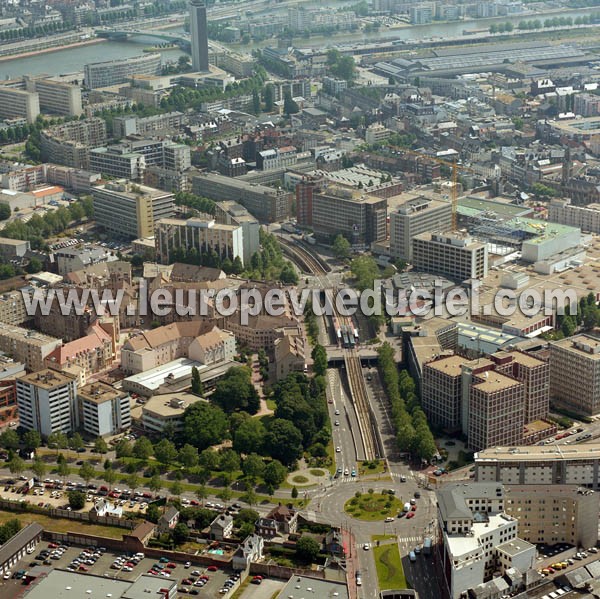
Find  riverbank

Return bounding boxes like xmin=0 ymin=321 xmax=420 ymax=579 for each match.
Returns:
xmin=0 ymin=36 xmax=105 ymax=64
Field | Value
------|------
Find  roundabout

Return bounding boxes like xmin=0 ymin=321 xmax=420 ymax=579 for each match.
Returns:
xmin=344 ymin=490 xmax=404 ymax=521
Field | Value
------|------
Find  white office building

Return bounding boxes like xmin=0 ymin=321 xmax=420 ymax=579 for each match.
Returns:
xmin=78 ymin=382 xmax=131 ymax=437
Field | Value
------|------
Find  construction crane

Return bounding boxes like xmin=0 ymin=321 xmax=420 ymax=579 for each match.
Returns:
xmin=388 ymin=145 xmax=479 ymax=231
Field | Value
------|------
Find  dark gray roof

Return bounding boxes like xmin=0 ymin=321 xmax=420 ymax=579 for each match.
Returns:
xmin=0 ymin=522 xmax=42 ymax=565
xmin=437 ymin=483 xmax=504 ymax=522
xmin=585 ymin=559 xmax=600 ymax=578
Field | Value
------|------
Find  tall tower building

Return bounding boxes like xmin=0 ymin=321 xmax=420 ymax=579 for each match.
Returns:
xmin=189 ymin=0 xmax=209 ymax=72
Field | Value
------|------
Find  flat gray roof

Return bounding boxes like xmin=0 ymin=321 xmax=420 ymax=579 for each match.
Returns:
xmin=278 ymin=575 xmax=349 ymax=599
xmin=23 ymin=569 xmax=131 ymax=599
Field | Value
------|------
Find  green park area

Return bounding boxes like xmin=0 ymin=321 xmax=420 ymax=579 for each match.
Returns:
xmin=344 ymin=490 xmax=403 ymax=521
xmin=373 ymin=543 xmax=407 ymax=590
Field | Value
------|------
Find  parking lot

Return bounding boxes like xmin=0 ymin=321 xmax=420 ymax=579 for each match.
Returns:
xmin=18 ymin=542 xmax=238 ymax=598
xmin=0 ymin=479 xmax=149 ymax=515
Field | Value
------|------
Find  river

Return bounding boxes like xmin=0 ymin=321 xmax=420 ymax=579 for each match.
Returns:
xmin=0 ymin=6 xmax=595 ymax=78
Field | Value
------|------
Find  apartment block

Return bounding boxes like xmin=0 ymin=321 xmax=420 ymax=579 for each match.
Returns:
xmin=311 ymin=188 xmax=387 ymax=247
xmin=141 ymin=392 xmax=203 ymax=434
xmin=468 ymin=371 xmax=524 ymax=451
xmin=92 ymin=182 xmax=175 ymax=239
xmin=549 ymin=198 xmax=600 ymax=234
xmin=0 ymin=290 xmax=30 ymax=326
xmin=89 ymin=146 xmax=146 ymax=181
xmin=0 ymin=325 xmax=62 ymax=372
xmin=437 ymin=483 xmax=534 ymax=599
xmin=78 ymin=382 xmax=131 ymax=437
xmin=192 ymin=172 xmax=291 ymax=223
xmin=84 ymin=53 xmax=161 ymax=89
xmin=0 ymin=87 xmax=39 ymax=123
xmin=213 ymin=200 xmax=260 ymax=265
xmin=24 ymin=76 xmax=83 ymax=117
xmin=549 ymin=334 xmax=600 ymax=416
xmin=16 ymin=369 xmax=78 ymax=436
xmin=474 ymin=444 xmax=600 ymax=489
xmin=412 ymin=231 xmax=488 ymax=281
xmin=155 ymin=217 xmax=244 ymax=265
xmin=121 ymin=321 xmax=235 ymax=375
xmin=504 ymin=485 xmax=598 ymax=548
xmin=574 ymin=93 xmax=600 ymax=117
xmin=389 ymin=195 xmax=453 ymax=262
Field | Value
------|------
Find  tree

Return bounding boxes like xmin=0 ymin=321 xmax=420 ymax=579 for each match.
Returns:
xmin=23 ymin=431 xmax=42 ymax=451
xmin=172 ymin=522 xmax=189 ymax=545
xmin=103 ymin=468 xmax=117 ymax=488
xmin=191 ymin=366 xmax=203 ymax=396
xmin=154 ymin=439 xmax=178 ymax=464
xmin=211 ymin=367 xmax=260 ymax=415
xmin=68 ymin=433 xmax=84 ymax=451
xmin=31 ymin=457 xmax=47 ymax=479
xmin=199 ymin=448 xmax=220 ymax=471
xmin=67 ymin=490 xmax=86 ymax=510
xmin=283 ymin=91 xmax=299 ymax=115
xmin=146 ymin=504 xmax=161 ymax=523
xmin=115 ymin=439 xmax=133 ymax=458
xmin=79 ymin=461 xmax=95 ymax=484
xmin=57 ymin=460 xmax=70 ymax=482
xmin=8 ymin=456 xmax=25 ymax=476
xmin=311 ymin=345 xmax=327 ymax=377
xmin=265 ymin=419 xmax=304 ymax=465
xmin=240 ymin=487 xmax=258 ymax=506
xmin=178 ymin=443 xmax=199 ymax=468
xmin=0 ymin=204 xmax=10 ymax=221
xmin=94 ymin=437 xmax=108 ymax=454
xmin=195 ymin=484 xmax=208 ymax=506
xmin=25 ymin=257 xmax=43 ymax=274
xmin=264 ymin=83 xmax=274 ymax=112
xmin=252 ymin=89 xmax=261 ymax=115
xmin=219 ymin=449 xmax=241 ymax=482
xmin=127 ymin=473 xmax=139 ymax=493
xmin=263 ymin=459 xmax=287 ymax=489
xmin=170 ymin=480 xmax=183 ymax=498
xmin=291 ymin=485 xmax=298 ymax=498
xmin=332 ymin=234 xmax=351 ymax=260
xmin=182 ymin=402 xmax=229 ymax=450
xmin=133 ymin=436 xmax=154 ymax=460
xmin=0 ymin=429 xmax=19 ymax=450
xmin=561 ymin=316 xmax=576 ymax=338
xmin=47 ymin=431 xmax=68 ymax=451
xmin=148 ymin=474 xmax=163 ymax=493
xmin=233 ymin=417 xmax=266 ymax=455
xmin=296 ymin=536 xmax=321 ymax=562
xmin=242 ymin=453 xmax=264 ymax=483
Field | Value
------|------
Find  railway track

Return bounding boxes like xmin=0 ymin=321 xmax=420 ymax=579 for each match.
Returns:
xmin=281 ymin=238 xmax=379 ymax=460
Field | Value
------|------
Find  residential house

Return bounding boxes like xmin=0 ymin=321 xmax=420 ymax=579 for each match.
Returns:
xmin=232 ymin=535 xmax=264 ymax=571
xmin=158 ymin=506 xmax=180 ymax=534
xmin=209 ymin=514 xmax=234 ymax=541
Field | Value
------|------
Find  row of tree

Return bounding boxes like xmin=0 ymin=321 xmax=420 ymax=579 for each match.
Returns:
xmin=377 ymin=343 xmax=437 ymax=461
xmin=245 ymin=229 xmax=298 ymax=284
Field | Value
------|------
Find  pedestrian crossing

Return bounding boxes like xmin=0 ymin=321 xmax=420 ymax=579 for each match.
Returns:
xmin=355 ymin=536 xmax=422 ymax=550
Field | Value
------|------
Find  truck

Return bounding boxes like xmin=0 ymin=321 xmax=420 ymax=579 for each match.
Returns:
xmin=423 ymin=537 xmax=432 ymax=556
xmin=403 ymin=502 xmax=411 ymax=513
xmin=409 ymin=551 xmax=416 ymax=562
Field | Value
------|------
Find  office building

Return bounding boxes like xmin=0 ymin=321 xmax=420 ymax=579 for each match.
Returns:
xmin=437 ymin=483 xmax=535 ymax=599
xmin=84 ymin=54 xmax=161 ymax=89
xmin=0 ymin=290 xmax=30 ymax=326
xmin=24 ymin=76 xmax=83 ymax=117
xmin=155 ymin=217 xmax=244 ymax=265
xmin=92 ymin=182 xmax=175 ymax=239
xmin=78 ymin=382 xmax=131 ymax=437
xmin=549 ymin=334 xmax=600 ymax=416
xmin=311 ymin=188 xmax=387 ymax=247
xmin=549 ymin=198 xmax=600 ymax=234
xmin=0 ymin=87 xmax=39 ymax=123
xmin=504 ymin=485 xmax=598 ymax=548
xmin=389 ymin=195 xmax=453 ymax=262
xmin=468 ymin=370 xmax=524 ymax=451
xmin=142 ymin=391 xmax=204 ymax=434
xmin=421 ymin=354 xmax=464 ymax=432
xmin=295 ymin=176 xmax=320 ymax=228
xmin=189 ymin=0 xmax=209 ymax=72
xmin=16 ymin=369 xmax=78 ymax=436
xmin=410 ymin=4 xmax=433 ymax=24
xmin=0 ymin=238 xmax=30 ymax=261
xmin=0 ymin=325 xmax=62 ymax=372
xmin=412 ymin=231 xmax=488 ymax=281
xmin=192 ymin=172 xmax=291 ymax=222
xmin=474 ymin=443 xmax=600 ymax=489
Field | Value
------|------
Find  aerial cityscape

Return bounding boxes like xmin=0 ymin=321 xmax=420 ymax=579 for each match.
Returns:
xmin=0 ymin=0 xmax=598 ymax=598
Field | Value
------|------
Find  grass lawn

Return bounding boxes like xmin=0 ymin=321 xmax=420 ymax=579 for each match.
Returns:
xmin=358 ymin=459 xmax=387 ymax=476
xmin=372 ymin=534 xmax=396 ymax=542
xmin=344 ymin=492 xmax=403 ymax=521
xmin=373 ymin=543 xmax=407 ymax=590
xmin=0 ymin=509 xmax=126 ymax=539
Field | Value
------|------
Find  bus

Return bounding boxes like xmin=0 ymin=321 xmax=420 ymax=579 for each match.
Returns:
xmin=423 ymin=537 xmax=432 ymax=556
xmin=336 ymin=328 xmax=342 ymax=345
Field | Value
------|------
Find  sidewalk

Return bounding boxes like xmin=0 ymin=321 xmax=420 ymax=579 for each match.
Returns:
xmin=343 ymin=527 xmax=358 ymax=599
